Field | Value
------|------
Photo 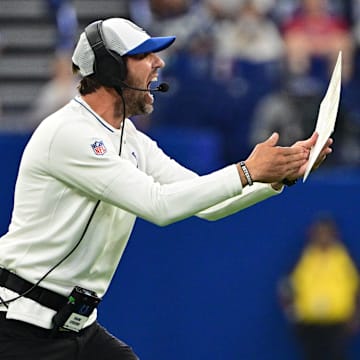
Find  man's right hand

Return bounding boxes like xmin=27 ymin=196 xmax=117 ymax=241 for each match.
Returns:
xmin=238 ymin=133 xmax=309 ymax=185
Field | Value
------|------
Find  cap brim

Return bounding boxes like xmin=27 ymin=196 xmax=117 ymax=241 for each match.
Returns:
xmin=125 ymin=36 xmax=176 ymax=55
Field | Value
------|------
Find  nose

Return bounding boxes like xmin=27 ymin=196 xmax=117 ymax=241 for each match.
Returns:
xmin=153 ymin=53 xmax=165 ymax=69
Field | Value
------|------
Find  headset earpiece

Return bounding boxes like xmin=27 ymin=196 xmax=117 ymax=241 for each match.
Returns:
xmin=85 ymin=20 xmax=127 ymax=88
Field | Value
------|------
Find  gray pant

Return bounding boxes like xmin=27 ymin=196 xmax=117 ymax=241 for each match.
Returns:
xmin=0 ymin=312 xmax=139 ymax=360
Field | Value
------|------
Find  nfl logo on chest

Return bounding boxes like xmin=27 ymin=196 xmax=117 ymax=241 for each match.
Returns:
xmin=91 ymin=140 xmax=107 ymax=155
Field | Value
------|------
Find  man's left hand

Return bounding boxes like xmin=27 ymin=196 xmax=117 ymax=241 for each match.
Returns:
xmin=288 ymin=132 xmax=333 ymax=180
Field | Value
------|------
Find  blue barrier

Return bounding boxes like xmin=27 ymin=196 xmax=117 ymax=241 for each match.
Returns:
xmin=0 ymin=133 xmax=31 ymax=230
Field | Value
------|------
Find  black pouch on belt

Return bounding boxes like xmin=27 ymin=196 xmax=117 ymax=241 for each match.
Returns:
xmin=52 ymin=286 xmax=101 ymax=334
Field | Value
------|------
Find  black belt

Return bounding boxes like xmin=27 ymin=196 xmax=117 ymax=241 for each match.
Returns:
xmin=0 ymin=268 xmax=67 ymax=311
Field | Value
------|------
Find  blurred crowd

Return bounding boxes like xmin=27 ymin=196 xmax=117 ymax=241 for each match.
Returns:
xmin=2 ymin=0 xmax=360 ymax=167
xmin=129 ymin=0 xmax=360 ymax=167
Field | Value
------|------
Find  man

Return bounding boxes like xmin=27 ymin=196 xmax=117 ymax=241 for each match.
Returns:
xmin=0 ymin=18 xmax=332 ymax=360
xmin=278 ymin=216 xmax=360 ymax=360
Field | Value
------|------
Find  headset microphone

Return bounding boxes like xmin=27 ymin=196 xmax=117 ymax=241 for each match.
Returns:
xmin=155 ymin=82 xmax=169 ymax=92
xmin=121 ymin=82 xmax=169 ymax=93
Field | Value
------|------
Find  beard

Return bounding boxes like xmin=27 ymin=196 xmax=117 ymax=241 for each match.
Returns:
xmin=113 ymin=87 xmax=154 ymax=119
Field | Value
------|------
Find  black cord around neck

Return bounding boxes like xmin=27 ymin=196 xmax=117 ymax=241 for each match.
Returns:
xmin=116 ymin=87 xmax=126 ymax=157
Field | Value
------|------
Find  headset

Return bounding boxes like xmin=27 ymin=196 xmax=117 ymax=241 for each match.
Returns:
xmin=85 ymin=20 xmax=127 ymax=89
xmin=84 ymin=20 xmax=169 ymax=94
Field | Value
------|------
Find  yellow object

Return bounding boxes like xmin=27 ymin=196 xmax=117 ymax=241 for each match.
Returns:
xmin=291 ymin=243 xmax=359 ymax=324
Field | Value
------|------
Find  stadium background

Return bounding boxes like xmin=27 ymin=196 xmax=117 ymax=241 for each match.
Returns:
xmin=1 ymin=0 xmax=360 ymax=359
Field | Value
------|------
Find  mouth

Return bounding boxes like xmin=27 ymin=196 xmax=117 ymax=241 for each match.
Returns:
xmin=147 ymin=75 xmax=159 ymax=92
